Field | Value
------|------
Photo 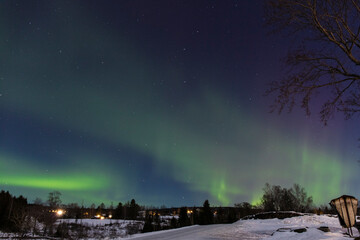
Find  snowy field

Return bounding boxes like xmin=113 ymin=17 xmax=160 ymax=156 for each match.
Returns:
xmin=0 ymin=219 xmax=143 ymax=239
xmin=0 ymin=214 xmax=357 ymax=239
xmin=59 ymin=218 xmax=140 ymax=226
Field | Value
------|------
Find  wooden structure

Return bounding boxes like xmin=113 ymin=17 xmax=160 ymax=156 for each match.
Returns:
xmin=329 ymin=195 xmax=358 ymax=236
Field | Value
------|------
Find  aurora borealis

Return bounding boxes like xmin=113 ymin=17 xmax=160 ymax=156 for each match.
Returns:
xmin=0 ymin=1 xmax=359 ymax=207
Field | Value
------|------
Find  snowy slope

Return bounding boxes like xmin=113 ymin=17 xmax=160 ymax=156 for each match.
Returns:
xmin=235 ymin=214 xmax=353 ymax=240
xmin=128 ymin=214 xmax=356 ymax=240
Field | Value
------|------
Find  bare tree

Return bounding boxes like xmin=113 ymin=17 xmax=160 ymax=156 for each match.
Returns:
xmin=28 ymin=204 xmax=44 ymax=236
xmin=41 ymin=211 xmax=57 ymax=236
xmin=47 ymin=191 xmax=62 ymax=208
xmin=265 ymin=0 xmax=360 ymax=124
xmin=33 ymin=197 xmax=43 ymax=205
xmin=10 ymin=206 xmax=30 ymax=238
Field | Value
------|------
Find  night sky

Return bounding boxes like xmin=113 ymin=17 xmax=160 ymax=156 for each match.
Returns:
xmin=1 ymin=0 xmax=359 ymax=207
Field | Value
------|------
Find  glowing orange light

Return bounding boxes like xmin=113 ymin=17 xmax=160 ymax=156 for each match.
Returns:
xmin=56 ymin=209 xmax=64 ymax=216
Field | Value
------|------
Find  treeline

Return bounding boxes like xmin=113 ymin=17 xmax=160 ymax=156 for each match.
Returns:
xmin=0 ymin=183 xmax=335 ymax=237
xmin=142 ymin=199 xmax=223 ymax=233
xmin=112 ymin=199 xmax=141 ymax=220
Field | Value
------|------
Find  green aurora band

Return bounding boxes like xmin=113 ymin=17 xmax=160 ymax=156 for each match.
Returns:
xmin=0 ymin=79 xmax=354 ymax=205
xmin=0 ymin=153 xmax=106 ymax=190
xmin=0 ymin=152 xmax=116 ymax=204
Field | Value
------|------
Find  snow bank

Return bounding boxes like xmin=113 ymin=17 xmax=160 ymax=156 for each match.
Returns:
xmin=231 ymin=214 xmax=355 ymax=239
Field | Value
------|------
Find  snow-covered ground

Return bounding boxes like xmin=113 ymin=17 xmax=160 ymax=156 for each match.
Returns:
xmin=235 ymin=214 xmax=355 ymax=240
xmin=0 ymin=214 xmax=357 ymax=239
xmin=0 ymin=219 xmax=143 ymax=239
xmin=128 ymin=214 xmax=356 ymax=240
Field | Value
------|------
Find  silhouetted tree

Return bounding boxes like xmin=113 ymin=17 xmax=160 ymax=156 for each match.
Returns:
xmin=191 ymin=207 xmax=199 ymax=225
xmin=142 ymin=211 xmax=153 ymax=233
xmin=262 ymin=183 xmax=282 ymax=211
xmin=66 ymin=203 xmax=81 ymax=219
xmin=99 ymin=202 xmax=105 ymax=209
xmin=113 ymin=202 xmax=123 ymax=219
xmin=279 ymin=188 xmax=296 ymax=211
xmin=55 ymin=222 xmax=69 ymax=239
xmin=28 ymin=203 xmax=43 ymax=236
xmin=265 ymin=0 xmax=360 ymax=125
xmin=178 ymin=207 xmax=190 ymax=227
xmin=41 ymin=210 xmax=57 ymax=236
xmin=9 ymin=195 xmax=28 ymax=234
xmin=95 ymin=206 xmax=102 ymax=216
xmin=261 ymin=183 xmax=313 ymax=212
xmin=292 ymin=183 xmax=313 ymax=212
xmin=235 ymin=202 xmax=253 ymax=218
xmin=47 ymin=191 xmax=62 ymax=208
xmin=89 ymin=203 xmax=95 ymax=217
xmin=0 ymin=191 xmax=29 ymax=233
xmin=170 ymin=216 xmax=178 ymax=228
xmin=0 ymin=191 xmax=12 ymax=230
xmin=127 ymin=199 xmax=140 ymax=220
xmin=199 ymin=200 xmax=213 ymax=225
xmin=95 ymin=202 xmax=105 ymax=216
xmin=33 ymin=197 xmax=43 ymax=205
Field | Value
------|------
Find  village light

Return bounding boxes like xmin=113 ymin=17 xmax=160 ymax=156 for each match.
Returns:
xmin=56 ymin=209 xmax=64 ymax=216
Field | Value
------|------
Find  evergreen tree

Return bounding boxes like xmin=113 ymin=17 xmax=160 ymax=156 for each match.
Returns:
xmin=113 ymin=202 xmax=123 ymax=219
xmin=170 ymin=216 xmax=177 ymax=228
xmin=128 ymin=199 xmax=139 ymax=220
xmin=95 ymin=206 xmax=102 ymax=216
xmin=199 ymin=200 xmax=213 ymax=225
xmin=178 ymin=207 xmax=190 ymax=227
xmin=191 ymin=207 xmax=199 ymax=225
xmin=142 ymin=211 xmax=153 ymax=233
xmin=99 ymin=203 xmax=105 ymax=210
xmin=89 ymin=203 xmax=95 ymax=218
